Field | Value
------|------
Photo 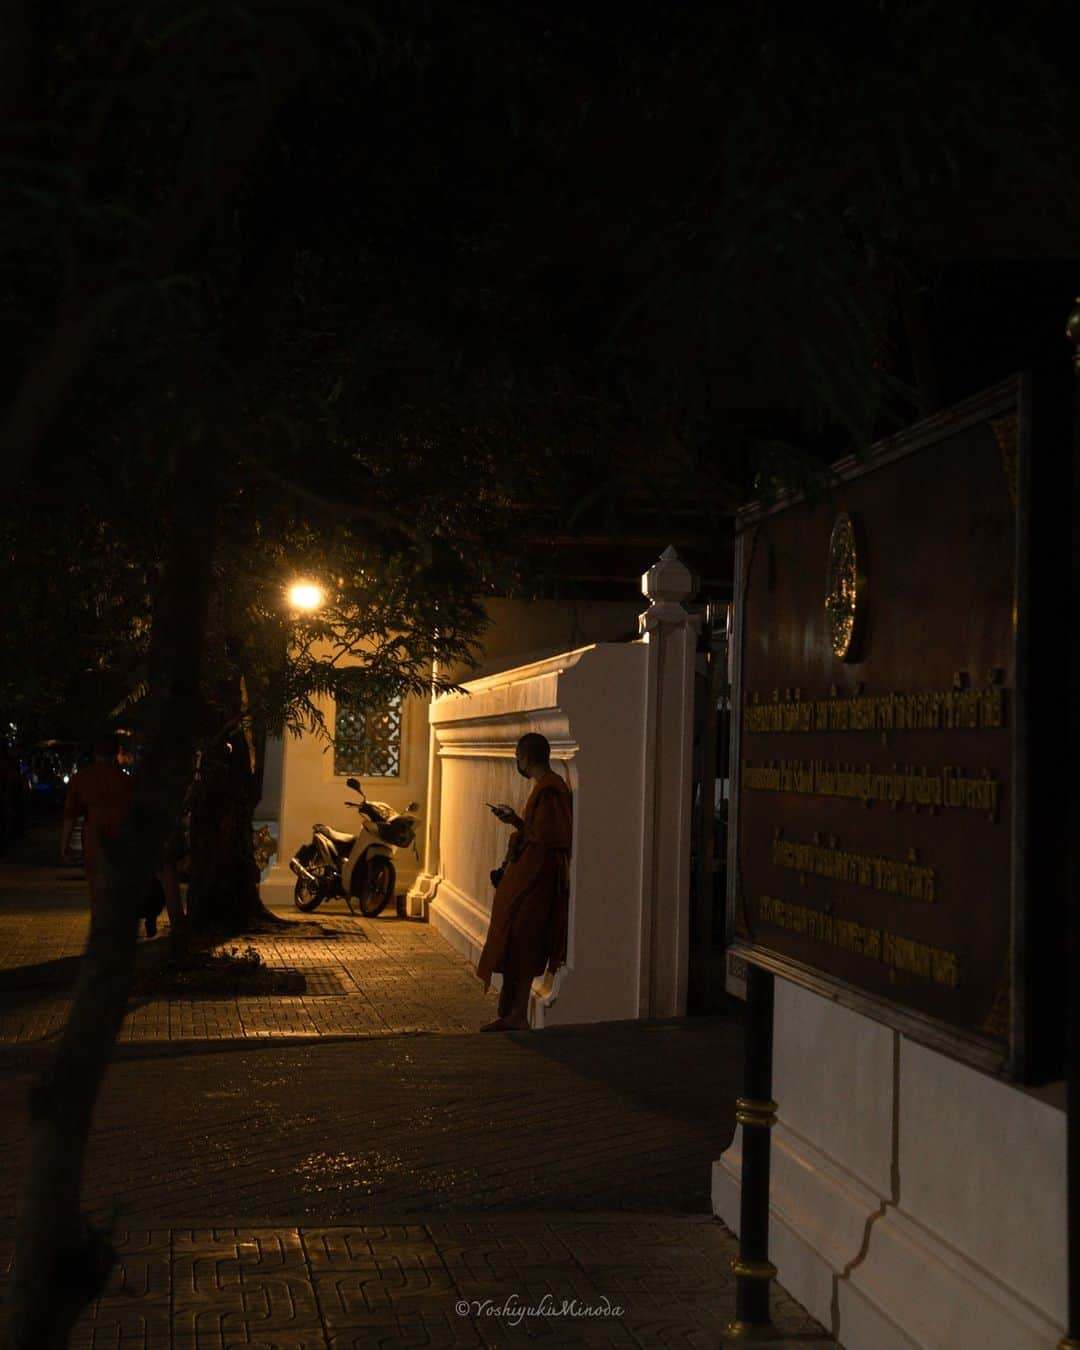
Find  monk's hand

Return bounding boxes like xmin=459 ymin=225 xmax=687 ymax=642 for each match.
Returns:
xmin=491 ymin=804 xmax=520 ymax=826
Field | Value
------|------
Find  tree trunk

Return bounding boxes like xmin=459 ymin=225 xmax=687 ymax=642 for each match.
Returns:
xmin=185 ymin=676 xmax=282 ymax=936
xmin=3 ymin=451 xmax=217 ymax=1349
xmin=186 ymin=727 xmax=260 ymax=935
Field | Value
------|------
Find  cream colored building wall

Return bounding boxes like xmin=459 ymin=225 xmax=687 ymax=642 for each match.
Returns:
xmin=265 ymin=689 xmax=429 ymax=901
xmin=260 ymin=631 xmax=431 ymax=901
xmin=440 ymin=597 xmax=644 ymax=685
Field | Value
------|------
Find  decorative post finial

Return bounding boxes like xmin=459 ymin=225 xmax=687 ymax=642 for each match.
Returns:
xmin=641 ymin=546 xmax=698 ymax=607
xmin=640 ymin=546 xmax=700 ymax=634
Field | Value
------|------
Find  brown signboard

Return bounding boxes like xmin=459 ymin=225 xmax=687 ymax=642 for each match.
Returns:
xmin=727 ymin=374 xmax=1066 ymax=1081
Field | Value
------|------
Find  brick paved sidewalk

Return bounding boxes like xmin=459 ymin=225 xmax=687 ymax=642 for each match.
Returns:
xmin=0 ymin=827 xmax=838 ymax=1346
xmin=0 ymin=1218 xmax=835 ymax=1348
xmin=0 ymin=838 xmax=495 ymax=1043
xmin=0 ymin=1026 xmax=744 ymax=1222
xmin=0 ymin=1030 xmax=837 ymax=1346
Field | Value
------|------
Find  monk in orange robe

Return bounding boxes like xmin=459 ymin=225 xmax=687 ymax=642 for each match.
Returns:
xmin=61 ymin=734 xmax=134 ymax=911
xmin=477 ymin=732 xmax=572 ymax=1031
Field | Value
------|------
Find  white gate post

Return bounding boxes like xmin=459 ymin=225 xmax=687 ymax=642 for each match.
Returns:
xmin=638 ymin=546 xmax=701 ymax=1017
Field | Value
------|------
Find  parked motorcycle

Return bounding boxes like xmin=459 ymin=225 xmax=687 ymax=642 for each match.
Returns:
xmin=289 ymin=777 xmax=420 ymax=917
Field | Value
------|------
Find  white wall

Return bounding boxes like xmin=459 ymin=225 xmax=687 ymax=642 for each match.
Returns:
xmin=411 ymin=551 xmax=700 ymax=1026
xmin=712 ymin=978 xmax=1068 ymax=1349
xmin=410 ymin=572 xmax=699 ymax=1029
xmin=417 ymin=643 xmax=654 ymax=1025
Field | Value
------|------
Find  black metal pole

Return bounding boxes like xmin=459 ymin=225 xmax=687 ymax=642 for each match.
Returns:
xmin=1062 ymin=298 xmax=1080 ymax=1350
xmin=694 ymin=602 xmax=721 ymax=1007
xmin=728 ymin=962 xmax=778 ymax=1340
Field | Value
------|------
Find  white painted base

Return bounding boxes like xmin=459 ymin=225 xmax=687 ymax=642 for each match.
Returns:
xmin=842 ymin=1205 xmax=1062 ymax=1350
xmin=428 ymin=878 xmax=489 ymax=967
xmin=712 ymin=978 xmax=1067 ymax=1350
xmin=713 ymin=1121 xmax=885 ymax=1334
xmin=404 ymin=871 xmax=441 ymax=920
xmin=259 ymin=862 xmax=296 ymax=908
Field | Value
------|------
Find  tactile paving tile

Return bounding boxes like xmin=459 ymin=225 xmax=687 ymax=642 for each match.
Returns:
xmin=326 ymin=1316 xmax=487 ymax=1349
xmin=68 ymin=1301 xmax=172 ymax=1348
xmin=0 ymin=1220 xmax=835 ymax=1347
xmin=172 ymin=1230 xmax=308 ymax=1268
xmin=302 ymin=1226 xmax=435 ymax=1272
xmin=315 ymin=1262 xmax=459 ymax=1326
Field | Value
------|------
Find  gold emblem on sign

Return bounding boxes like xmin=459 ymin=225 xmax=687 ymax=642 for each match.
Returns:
xmin=825 ymin=512 xmax=864 ymax=661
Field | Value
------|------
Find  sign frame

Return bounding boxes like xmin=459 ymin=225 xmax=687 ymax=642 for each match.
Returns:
xmin=726 ymin=373 xmax=1065 ymax=1083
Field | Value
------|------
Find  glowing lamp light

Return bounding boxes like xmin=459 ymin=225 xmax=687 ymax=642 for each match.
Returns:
xmin=288 ymin=581 xmax=324 ymax=611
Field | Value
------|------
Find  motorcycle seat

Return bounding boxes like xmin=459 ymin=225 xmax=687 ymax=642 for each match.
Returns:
xmin=315 ymin=824 xmax=356 ymax=848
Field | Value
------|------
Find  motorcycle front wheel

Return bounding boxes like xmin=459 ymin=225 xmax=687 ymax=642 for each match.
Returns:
xmin=355 ymin=856 xmax=396 ymax=917
xmin=292 ymin=845 xmax=325 ymax=912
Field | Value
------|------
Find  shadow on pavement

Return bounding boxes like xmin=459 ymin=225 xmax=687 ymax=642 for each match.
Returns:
xmin=0 ymin=954 xmax=84 ymax=994
xmin=513 ymin=1012 xmax=743 ymax=1132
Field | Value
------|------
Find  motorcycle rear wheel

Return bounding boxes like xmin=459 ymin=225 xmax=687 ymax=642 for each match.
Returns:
xmin=355 ymin=856 xmax=395 ymax=917
xmin=293 ymin=845 xmax=325 ymax=912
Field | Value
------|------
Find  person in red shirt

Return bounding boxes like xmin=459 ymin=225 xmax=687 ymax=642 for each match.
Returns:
xmin=61 ymin=733 xmax=135 ymax=913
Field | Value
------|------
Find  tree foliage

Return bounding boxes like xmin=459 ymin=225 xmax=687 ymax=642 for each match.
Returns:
xmin=2 ymin=0 xmax=1074 ymax=839
xmin=2 ymin=0 xmax=1075 ymax=796
xmin=8 ymin=2 xmax=1075 ymax=516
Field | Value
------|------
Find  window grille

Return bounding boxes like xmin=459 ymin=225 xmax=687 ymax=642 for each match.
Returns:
xmin=333 ymin=692 xmax=402 ymax=777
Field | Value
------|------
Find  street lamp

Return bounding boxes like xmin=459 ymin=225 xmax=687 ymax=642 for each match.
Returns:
xmin=287 ymin=581 xmax=324 ymax=612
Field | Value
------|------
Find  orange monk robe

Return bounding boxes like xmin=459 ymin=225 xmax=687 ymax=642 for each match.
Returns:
xmin=476 ymin=767 xmax=572 ymax=992
xmin=63 ymin=761 xmax=134 ymax=906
